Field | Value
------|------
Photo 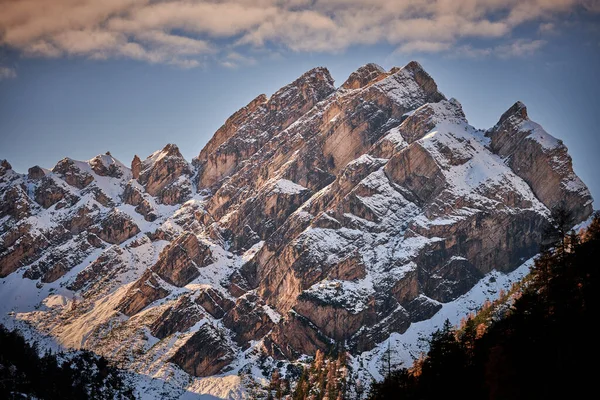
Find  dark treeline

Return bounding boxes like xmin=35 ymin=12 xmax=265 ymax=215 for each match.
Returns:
xmin=0 ymin=325 xmax=135 ymax=399
xmin=369 ymin=210 xmax=600 ymax=400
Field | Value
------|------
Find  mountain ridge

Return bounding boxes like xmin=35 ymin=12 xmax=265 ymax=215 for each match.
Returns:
xmin=0 ymin=61 xmax=593 ymax=399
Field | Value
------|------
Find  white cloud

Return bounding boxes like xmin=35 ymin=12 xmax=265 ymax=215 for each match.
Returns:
xmin=0 ymin=66 xmax=17 ymax=80
xmin=0 ymin=0 xmax=596 ymax=67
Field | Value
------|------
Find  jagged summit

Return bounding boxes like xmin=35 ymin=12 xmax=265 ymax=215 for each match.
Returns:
xmin=341 ymin=63 xmax=387 ymax=89
xmin=498 ymin=100 xmax=529 ymax=125
xmin=0 ymin=61 xmax=593 ymax=399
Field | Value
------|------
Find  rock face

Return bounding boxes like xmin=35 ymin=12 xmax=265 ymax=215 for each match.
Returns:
xmin=95 ymin=210 xmax=140 ymax=244
xmin=138 ymin=144 xmax=192 ymax=204
xmin=169 ymin=324 xmax=235 ymax=377
xmin=486 ymin=101 xmax=593 ymax=223
xmin=150 ymin=295 xmax=205 ymax=339
xmin=131 ymin=155 xmax=142 ymax=179
xmin=27 ymin=166 xmax=46 ymax=180
xmin=53 ymin=158 xmax=94 ymax=189
xmin=193 ymin=67 xmax=336 ymax=189
xmin=151 ymin=232 xmax=213 ymax=287
xmin=222 ymin=292 xmax=275 ymax=347
xmin=0 ymin=61 xmax=594 ymax=394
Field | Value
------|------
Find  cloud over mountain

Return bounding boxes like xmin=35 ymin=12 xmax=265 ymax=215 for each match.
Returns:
xmin=0 ymin=0 xmax=596 ymax=67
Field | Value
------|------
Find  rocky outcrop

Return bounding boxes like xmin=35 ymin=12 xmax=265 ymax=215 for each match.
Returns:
xmin=0 ymin=225 xmax=52 ymax=277
xmin=88 ymin=153 xmax=126 ymax=178
xmin=225 ymin=179 xmax=313 ymax=251
xmin=486 ymin=102 xmax=593 ymax=223
xmin=222 ymin=293 xmax=275 ymax=347
xmin=63 ymin=205 xmax=99 ymax=234
xmin=122 ymin=182 xmax=157 ymax=221
xmin=384 ymin=142 xmax=446 ymax=205
xmin=23 ymin=233 xmax=96 ymax=283
xmin=34 ymin=176 xmax=78 ymax=209
xmin=150 ymin=296 xmax=205 ymax=339
xmin=157 ymin=178 xmax=192 ymax=206
xmin=131 ymin=155 xmax=142 ymax=179
xmin=341 ymin=63 xmax=388 ymax=90
xmin=194 ymin=67 xmax=336 ymax=189
xmin=195 ymin=287 xmax=234 ymax=319
xmin=117 ymin=270 xmax=170 ymax=316
xmin=0 ymin=186 xmax=32 ymax=219
xmin=265 ymin=312 xmax=332 ymax=359
xmin=293 ymin=292 xmax=376 ymax=341
xmin=0 ymin=159 xmax=11 ymax=176
xmin=27 ymin=165 xmax=46 ymax=180
xmin=151 ymin=232 xmax=213 ymax=287
xmin=53 ymin=158 xmax=94 ymax=189
xmin=169 ymin=324 xmax=234 ymax=377
xmin=68 ymin=247 xmax=123 ymax=292
xmin=94 ymin=211 xmax=140 ymax=244
xmin=138 ymin=144 xmax=192 ymax=202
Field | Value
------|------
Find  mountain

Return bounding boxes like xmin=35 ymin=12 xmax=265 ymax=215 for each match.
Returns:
xmin=0 ymin=61 xmax=593 ymax=398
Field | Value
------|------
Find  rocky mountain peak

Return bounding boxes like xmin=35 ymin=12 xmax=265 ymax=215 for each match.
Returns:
xmin=0 ymin=159 xmax=11 ymax=176
xmin=266 ymin=66 xmax=335 ymax=112
xmin=487 ymin=101 xmax=593 ymax=222
xmin=398 ymin=60 xmax=445 ymax=103
xmin=137 ymin=143 xmax=192 ymax=203
xmin=0 ymin=61 xmax=594 ymax=399
xmin=497 ymin=100 xmax=529 ymax=126
xmin=27 ymin=165 xmax=46 ymax=180
xmin=88 ymin=153 xmax=127 ymax=178
xmin=194 ymin=67 xmax=336 ymax=189
xmin=341 ymin=63 xmax=387 ymax=89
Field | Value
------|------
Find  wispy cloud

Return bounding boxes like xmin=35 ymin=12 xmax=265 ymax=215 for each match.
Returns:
xmin=0 ymin=66 xmax=17 ymax=80
xmin=538 ymin=22 xmax=558 ymax=35
xmin=454 ymin=39 xmax=548 ymax=59
xmin=396 ymin=41 xmax=452 ymax=54
xmin=0 ymin=0 xmax=596 ymax=68
xmin=496 ymin=39 xmax=547 ymax=58
xmin=220 ymin=52 xmax=257 ymax=69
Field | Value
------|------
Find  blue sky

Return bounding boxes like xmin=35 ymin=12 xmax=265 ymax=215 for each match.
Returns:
xmin=0 ymin=1 xmax=599 ymax=206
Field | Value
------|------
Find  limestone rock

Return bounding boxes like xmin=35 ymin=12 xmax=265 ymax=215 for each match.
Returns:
xmin=94 ymin=210 xmax=140 ymax=244
xmin=194 ymin=287 xmax=234 ymax=319
xmin=117 ymin=270 xmax=170 ymax=316
xmin=151 ymin=232 xmax=213 ymax=287
xmin=264 ymin=312 xmax=331 ymax=359
xmin=53 ymin=158 xmax=94 ymax=189
xmin=486 ymin=101 xmax=593 ymax=223
xmin=0 ymin=159 xmax=11 ymax=176
xmin=150 ymin=295 xmax=205 ymax=339
xmin=88 ymin=153 xmax=126 ymax=178
xmin=122 ymin=182 xmax=157 ymax=221
xmin=27 ymin=165 xmax=46 ymax=180
xmin=34 ymin=176 xmax=78 ymax=209
xmin=341 ymin=63 xmax=387 ymax=89
xmin=384 ymin=142 xmax=447 ymax=205
xmin=222 ymin=292 xmax=275 ymax=347
xmin=131 ymin=155 xmax=142 ymax=179
xmin=169 ymin=324 xmax=234 ymax=377
xmin=1 ymin=185 xmax=32 ymax=219
xmin=195 ymin=67 xmax=336 ymax=189
xmin=138 ymin=144 xmax=192 ymax=197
